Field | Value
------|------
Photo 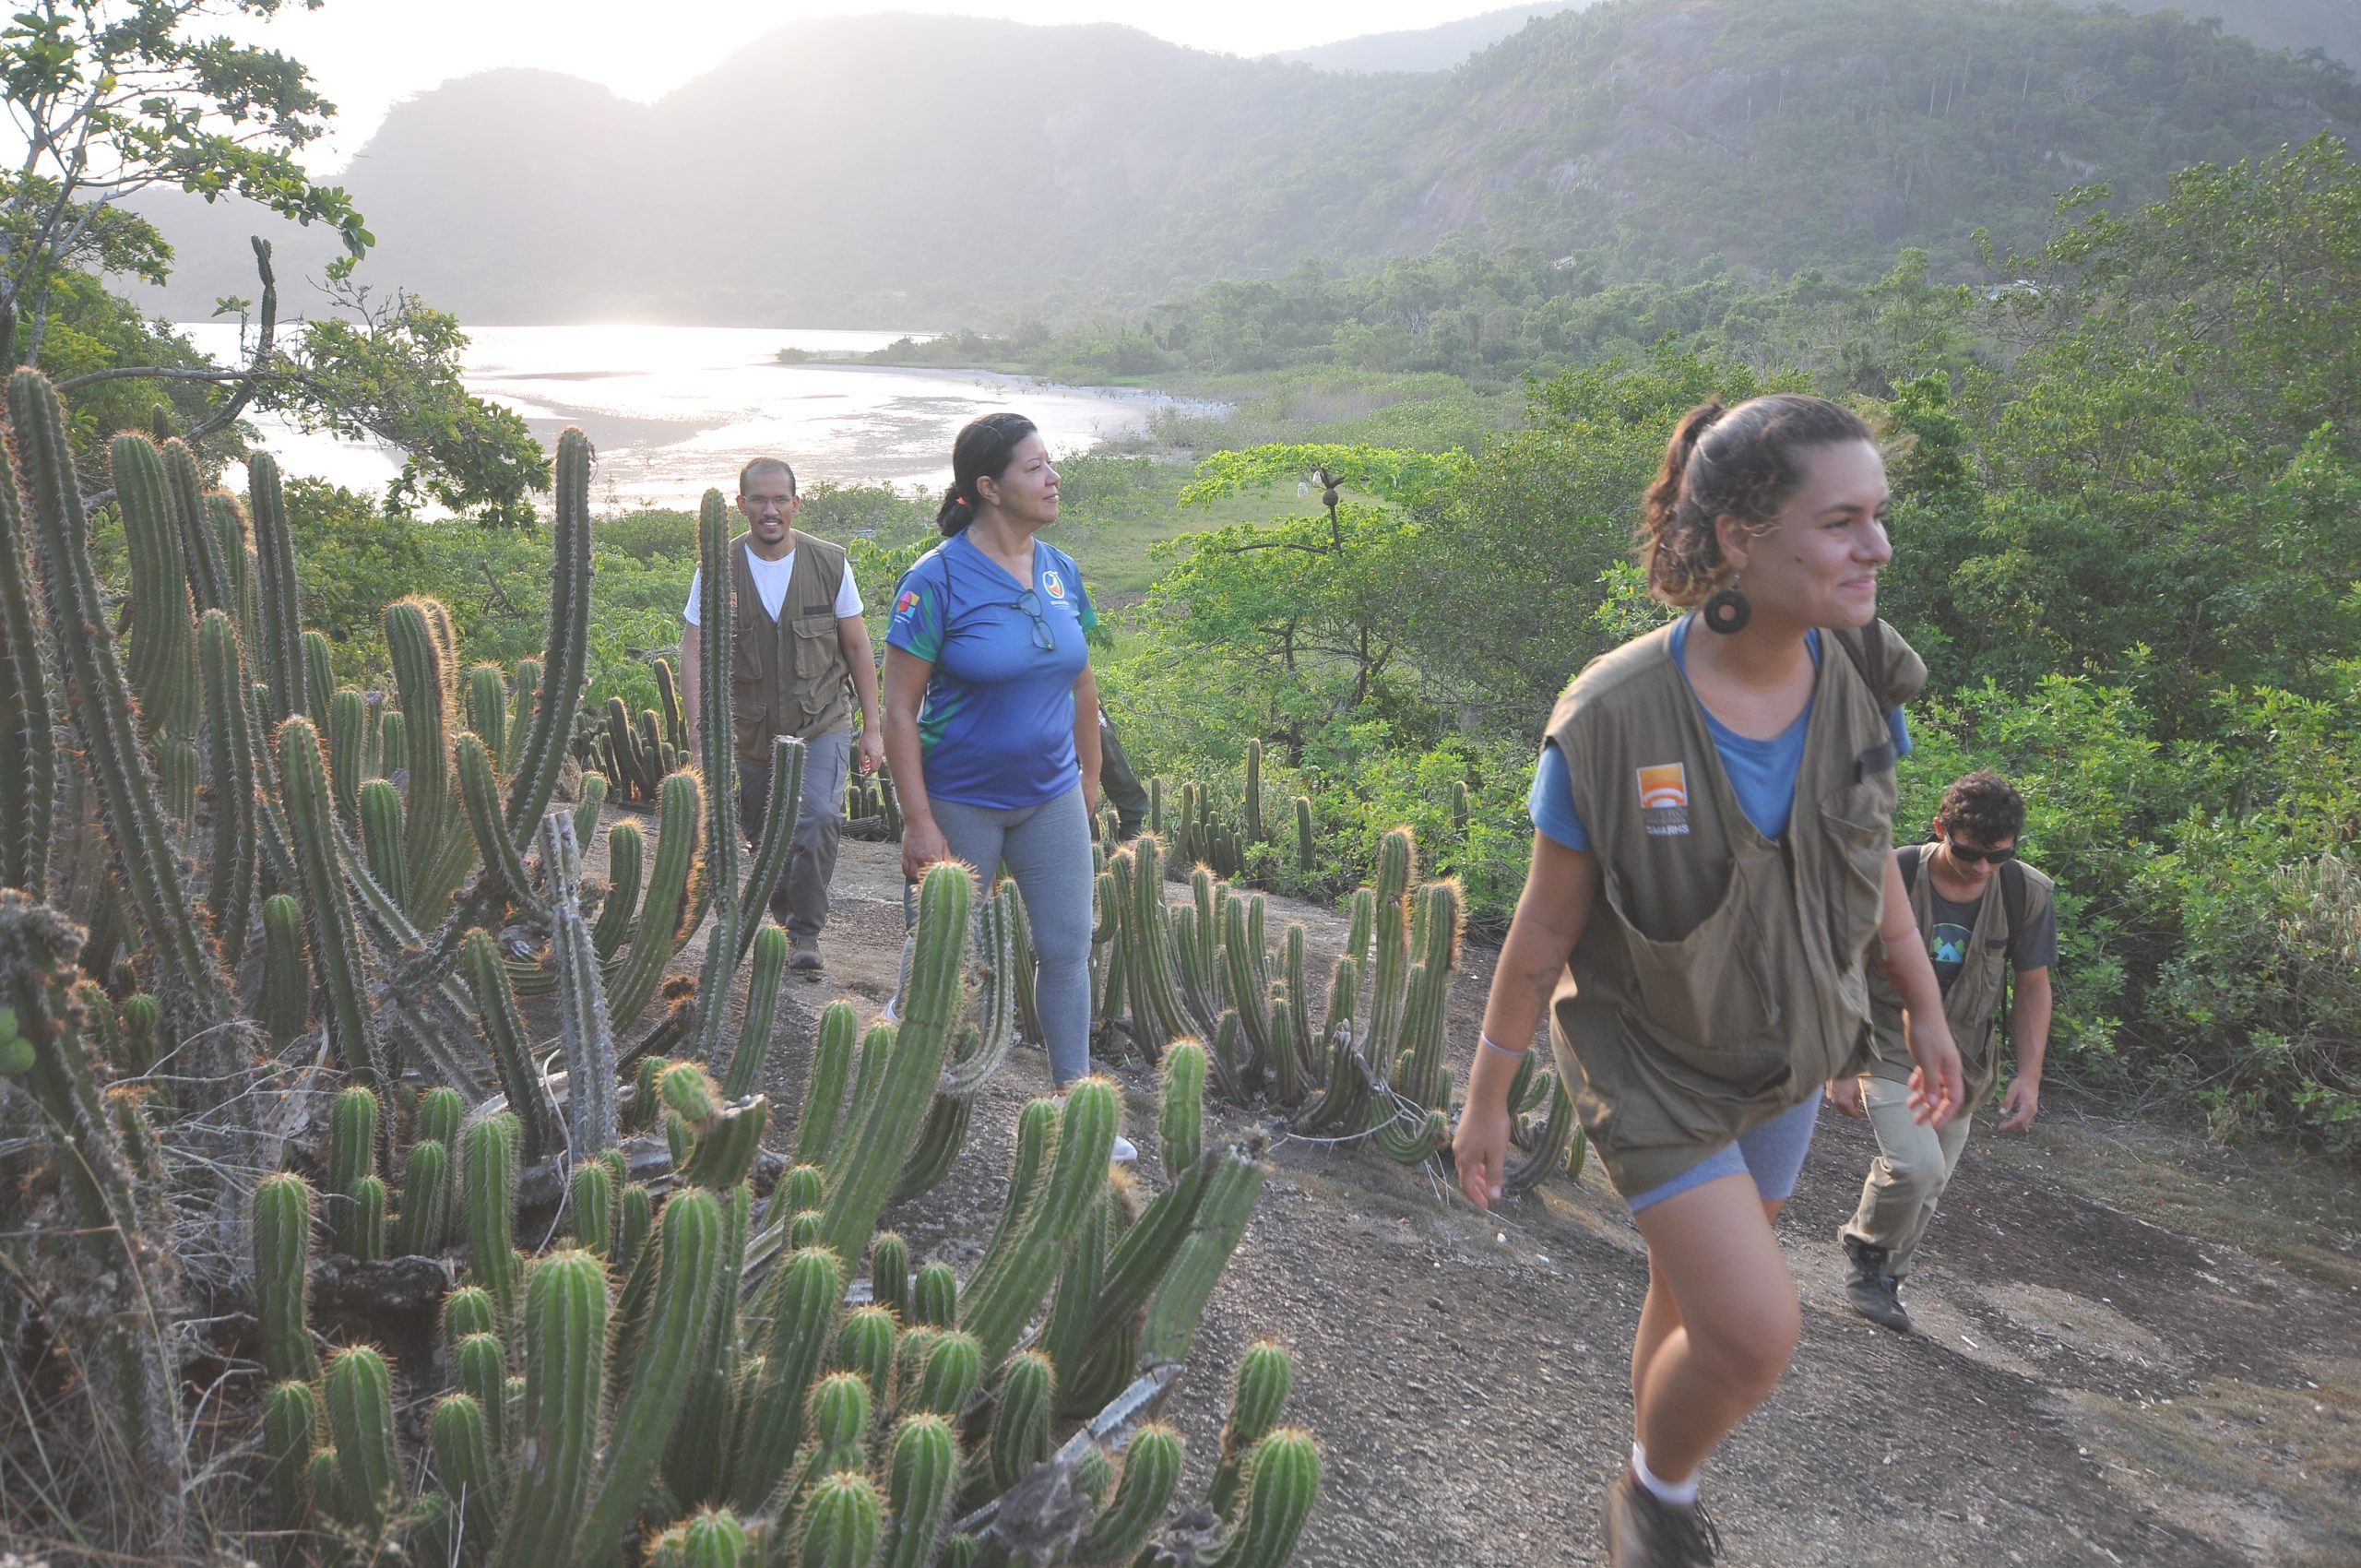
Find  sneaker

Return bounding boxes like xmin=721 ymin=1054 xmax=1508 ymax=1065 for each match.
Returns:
xmin=1109 ymin=1134 xmax=1139 ymax=1166
xmin=1603 ymin=1467 xmax=1721 ymax=1567
xmin=1842 ymin=1235 xmax=1913 ymax=1332
xmin=789 ymin=933 xmax=824 ymax=973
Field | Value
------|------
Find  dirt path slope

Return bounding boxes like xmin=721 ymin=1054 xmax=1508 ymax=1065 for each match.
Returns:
xmin=670 ymin=826 xmax=2360 ymax=1568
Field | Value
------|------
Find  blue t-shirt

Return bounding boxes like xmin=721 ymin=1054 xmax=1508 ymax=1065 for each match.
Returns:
xmin=1528 ymin=616 xmax=1911 ymax=849
xmin=886 ymin=532 xmax=1097 ymax=811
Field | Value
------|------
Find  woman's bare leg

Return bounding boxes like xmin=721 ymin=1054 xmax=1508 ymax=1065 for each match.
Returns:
xmin=1628 ymin=1179 xmax=1799 ymax=1482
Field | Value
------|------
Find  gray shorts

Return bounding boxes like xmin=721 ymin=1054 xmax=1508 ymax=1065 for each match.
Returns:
xmin=1625 ymin=1095 xmax=1821 ymax=1213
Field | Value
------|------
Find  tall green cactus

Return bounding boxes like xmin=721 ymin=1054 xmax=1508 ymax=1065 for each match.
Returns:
xmin=386 ymin=596 xmax=458 ymax=921
xmin=0 ymin=423 xmax=58 ymax=898
xmin=460 ymin=731 xmax=540 ymax=915
xmin=327 ymin=1085 xmax=380 ymax=1251
xmin=246 ymin=450 xmax=306 ymax=724
xmin=1204 ymin=1430 xmax=1321 ymax=1568
xmin=794 ymin=1471 xmax=885 ymax=1568
xmin=359 ymin=776 xmax=409 ymax=907
xmin=462 ymin=927 xmax=559 ymax=1167
xmin=727 ymin=1242 xmax=841 ymax=1515
xmin=280 ymin=715 xmax=390 ymax=1090
xmin=591 ymin=818 xmax=644 ymax=960
xmin=113 ymin=433 xmax=200 ymax=741
xmin=462 ymin=1112 xmax=523 ymax=1326
xmin=1078 ymin=1421 xmax=1182 ymax=1565
xmin=9 ymin=372 xmax=235 ymax=1049
xmin=1293 ymin=796 xmax=1314 ymax=876
xmin=1210 ymin=1342 xmax=1294 ymax=1517
xmin=433 ymin=1391 xmax=504 ymax=1556
xmin=734 ymin=733 xmax=803 ymax=968
xmin=253 ymin=1170 xmax=319 ymax=1384
xmin=984 ymin=1348 xmax=1055 ymax=1497
xmin=722 ymin=920 xmax=789 ymax=1099
xmin=1140 ymin=1144 xmax=1266 ymax=1366
xmin=541 ymin=810 xmax=619 ymax=1155
xmin=686 ymin=487 xmax=742 ymax=1068
xmin=578 ymin=1184 xmax=727 ymax=1561
xmin=960 ymin=1077 xmax=1119 ymax=1366
xmin=397 ymin=1137 xmax=453 ymax=1256
xmin=263 ymin=1378 xmax=318 ymax=1538
xmin=882 ymin=1413 xmax=959 ymax=1568
xmin=606 ymin=769 xmax=703 ymax=1032
xmin=791 ymin=1000 xmax=858 ymax=1165
xmin=1158 ymin=1040 xmax=1206 ymax=1181
xmin=490 ymin=1250 xmax=608 ymax=1568
xmin=325 ymin=1345 xmax=401 ymax=1539
xmin=504 ymin=431 xmax=593 ymax=841
xmin=815 ymin=860 xmax=971 ymax=1262
xmin=196 ymin=610 xmax=259 ymax=969
xmin=868 ymin=1230 xmax=911 ymax=1325
xmin=912 ymin=1262 xmax=959 ymax=1330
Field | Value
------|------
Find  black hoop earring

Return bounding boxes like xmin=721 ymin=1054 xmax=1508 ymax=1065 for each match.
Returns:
xmin=1701 ymin=578 xmax=1750 ymax=635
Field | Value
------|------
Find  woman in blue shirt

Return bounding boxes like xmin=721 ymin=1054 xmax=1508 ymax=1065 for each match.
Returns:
xmin=882 ymin=413 xmax=1133 ymax=1158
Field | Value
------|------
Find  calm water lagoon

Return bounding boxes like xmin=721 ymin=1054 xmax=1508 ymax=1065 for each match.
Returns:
xmin=176 ymin=323 xmax=1204 ymax=511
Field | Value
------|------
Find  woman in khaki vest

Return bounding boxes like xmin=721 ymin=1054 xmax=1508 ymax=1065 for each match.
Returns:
xmin=1451 ymin=394 xmax=1965 ymax=1567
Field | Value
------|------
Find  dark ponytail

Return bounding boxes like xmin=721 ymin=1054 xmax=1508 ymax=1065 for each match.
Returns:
xmin=935 ymin=411 xmax=1040 ymax=536
xmin=1637 ymin=393 xmax=1876 ymax=607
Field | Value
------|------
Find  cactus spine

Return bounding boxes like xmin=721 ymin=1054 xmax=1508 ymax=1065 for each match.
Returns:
xmin=490 ymin=1250 xmax=608 ymax=1568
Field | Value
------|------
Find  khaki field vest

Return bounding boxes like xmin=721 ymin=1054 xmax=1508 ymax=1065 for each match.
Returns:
xmin=1544 ymin=618 xmax=1928 ymax=1196
xmin=1865 ymin=852 xmax=2056 ymax=1106
xmin=728 ymin=535 xmax=853 ymax=766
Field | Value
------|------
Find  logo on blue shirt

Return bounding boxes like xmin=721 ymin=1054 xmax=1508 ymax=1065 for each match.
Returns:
xmin=1040 ymin=569 xmax=1067 ymax=602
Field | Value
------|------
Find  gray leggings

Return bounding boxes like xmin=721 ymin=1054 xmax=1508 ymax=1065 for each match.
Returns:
xmin=928 ymin=786 xmax=1096 ymax=1085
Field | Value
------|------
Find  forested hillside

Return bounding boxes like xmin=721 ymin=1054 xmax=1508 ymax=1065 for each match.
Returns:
xmin=131 ymin=0 xmax=2355 ymax=324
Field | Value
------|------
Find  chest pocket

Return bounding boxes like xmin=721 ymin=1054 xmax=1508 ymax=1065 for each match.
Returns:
xmin=1598 ymin=853 xmax=1783 ymax=1056
xmin=789 ymin=612 xmax=841 ymax=715
xmin=1821 ymin=765 xmax=1897 ymax=965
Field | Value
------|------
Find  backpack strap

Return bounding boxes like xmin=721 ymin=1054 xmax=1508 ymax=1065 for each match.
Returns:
xmin=1999 ymin=858 xmax=2027 ymax=957
xmin=1897 ymin=840 xmax=1924 ymax=896
xmin=1834 ymin=621 xmax=1897 ymax=781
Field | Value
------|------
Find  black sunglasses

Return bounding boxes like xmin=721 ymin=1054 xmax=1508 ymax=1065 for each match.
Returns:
xmin=1004 ymin=588 xmax=1056 ymax=653
xmin=1942 ymin=836 xmax=2018 ymax=865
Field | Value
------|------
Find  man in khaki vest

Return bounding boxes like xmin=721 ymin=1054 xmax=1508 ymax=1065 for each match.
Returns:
xmin=1829 ymin=768 xmax=2057 ymax=1330
xmin=681 ymin=457 xmax=884 ymax=972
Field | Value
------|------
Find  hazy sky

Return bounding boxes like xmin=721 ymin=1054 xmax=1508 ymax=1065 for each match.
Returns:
xmin=237 ymin=1 xmax=1528 ymax=169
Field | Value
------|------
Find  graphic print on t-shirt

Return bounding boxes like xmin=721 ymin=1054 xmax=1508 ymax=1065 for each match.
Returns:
xmin=1929 ymin=921 xmax=1974 ymax=987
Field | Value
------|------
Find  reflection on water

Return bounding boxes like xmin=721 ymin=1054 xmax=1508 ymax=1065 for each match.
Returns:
xmin=175 ymin=324 xmax=1207 ymax=512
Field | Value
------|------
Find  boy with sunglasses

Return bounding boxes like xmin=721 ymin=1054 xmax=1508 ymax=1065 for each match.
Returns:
xmin=1827 ymin=768 xmax=2057 ymax=1330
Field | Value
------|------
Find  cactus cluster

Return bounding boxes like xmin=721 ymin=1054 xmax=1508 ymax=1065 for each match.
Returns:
xmin=1091 ymin=820 xmax=1581 ymax=1188
xmin=0 ymin=364 xmax=1319 ymax=1563
xmin=242 ymin=876 xmax=1306 ymax=1566
xmin=843 ymin=762 xmax=904 ymax=842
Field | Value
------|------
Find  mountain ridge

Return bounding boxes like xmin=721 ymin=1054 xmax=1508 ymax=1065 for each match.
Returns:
xmin=125 ymin=0 xmax=2359 ymax=327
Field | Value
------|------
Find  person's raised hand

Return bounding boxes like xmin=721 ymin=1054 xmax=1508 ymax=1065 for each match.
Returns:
xmin=1452 ymin=1097 xmax=1512 ymax=1212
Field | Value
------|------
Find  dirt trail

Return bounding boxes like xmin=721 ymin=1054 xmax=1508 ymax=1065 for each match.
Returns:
xmin=649 ymin=816 xmax=2361 ymax=1568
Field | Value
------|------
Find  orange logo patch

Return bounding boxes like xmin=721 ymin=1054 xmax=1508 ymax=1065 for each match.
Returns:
xmin=1637 ymin=764 xmax=1689 ymax=811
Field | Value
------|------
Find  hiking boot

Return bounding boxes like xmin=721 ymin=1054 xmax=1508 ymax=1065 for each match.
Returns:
xmin=1603 ymin=1467 xmax=1721 ymax=1567
xmin=1843 ymin=1235 xmax=1913 ymax=1332
xmin=789 ymin=934 xmax=824 ymax=973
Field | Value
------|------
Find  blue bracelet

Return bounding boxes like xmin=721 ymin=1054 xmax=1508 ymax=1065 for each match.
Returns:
xmin=1479 ymin=1032 xmax=1529 ymax=1060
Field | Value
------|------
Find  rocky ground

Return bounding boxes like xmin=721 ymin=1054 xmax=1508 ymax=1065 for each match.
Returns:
xmin=684 ymin=824 xmax=2361 ymax=1568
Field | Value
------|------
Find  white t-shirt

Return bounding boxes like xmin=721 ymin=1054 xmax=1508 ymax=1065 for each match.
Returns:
xmin=683 ymin=540 xmax=864 ymax=626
